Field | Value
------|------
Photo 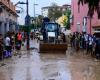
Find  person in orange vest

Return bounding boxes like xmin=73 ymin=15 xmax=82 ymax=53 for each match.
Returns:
xmin=17 ymin=32 xmax=22 ymax=50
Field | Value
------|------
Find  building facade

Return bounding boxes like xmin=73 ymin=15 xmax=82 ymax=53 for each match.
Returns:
xmin=41 ymin=4 xmax=71 ymax=17
xmin=71 ymin=0 xmax=100 ymax=34
xmin=0 ymin=0 xmax=18 ymax=35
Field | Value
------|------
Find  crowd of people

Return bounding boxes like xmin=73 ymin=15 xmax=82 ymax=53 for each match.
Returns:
xmin=0 ymin=31 xmax=25 ymax=60
xmin=0 ymin=30 xmax=100 ymax=61
xmin=69 ymin=32 xmax=100 ymax=59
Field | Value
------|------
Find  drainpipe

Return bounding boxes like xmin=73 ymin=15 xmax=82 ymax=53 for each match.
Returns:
xmin=90 ymin=17 xmax=92 ymax=34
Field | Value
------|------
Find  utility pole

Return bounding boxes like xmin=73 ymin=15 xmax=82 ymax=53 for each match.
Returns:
xmin=33 ymin=3 xmax=38 ymax=30
xmin=25 ymin=0 xmax=30 ymax=50
xmin=90 ymin=17 xmax=92 ymax=34
xmin=15 ymin=0 xmax=30 ymax=50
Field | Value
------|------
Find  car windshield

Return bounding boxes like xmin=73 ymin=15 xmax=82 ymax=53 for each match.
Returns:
xmin=45 ymin=23 xmax=57 ymax=32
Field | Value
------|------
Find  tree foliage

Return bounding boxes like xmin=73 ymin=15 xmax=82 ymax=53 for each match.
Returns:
xmin=78 ymin=0 xmax=100 ymax=18
xmin=19 ymin=24 xmax=35 ymax=32
xmin=57 ymin=9 xmax=71 ymax=29
xmin=36 ymin=15 xmax=44 ymax=28
xmin=48 ymin=3 xmax=62 ymax=21
xmin=19 ymin=25 xmax=28 ymax=32
xmin=65 ymin=9 xmax=71 ymax=29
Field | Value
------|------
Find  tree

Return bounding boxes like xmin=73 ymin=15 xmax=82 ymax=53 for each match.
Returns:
xmin=78 ymin=0 xmax=100 ymax=18
xmin=19 ymin=25 xmax=28 ymax=32
xmin=48 ymin=3 xmax=62 ymax=21
xmin=64 ymin=9 xmax=71 ymax=29
xmin=57 ymin=9 xmax=71 ymax=29
xmin=36 ymin=15 xmax=44 ymax=28
xmin=19 ymin=24 xmax=35 ymax=32
xmin=57 ymin=15 xmax=68 ymax=27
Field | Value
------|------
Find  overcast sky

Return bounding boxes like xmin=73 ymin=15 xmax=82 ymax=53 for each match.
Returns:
xmin=11 ymin=0 xmax=71 ymax=25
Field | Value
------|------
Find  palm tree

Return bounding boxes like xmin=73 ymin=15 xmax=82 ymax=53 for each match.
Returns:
xmin=78 ymin=0 xmax=100 ymax=18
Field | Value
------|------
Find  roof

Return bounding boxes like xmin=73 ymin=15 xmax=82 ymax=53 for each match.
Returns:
xmin=42 ymin=6 xmax=61 ymax=9
xmin=0 ymin=1 xmax=18 ymax=17
xmin=42 ymin=4 xmax=71 ymax=10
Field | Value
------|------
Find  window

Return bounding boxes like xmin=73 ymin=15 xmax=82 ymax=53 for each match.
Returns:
xmin=45 ymin=23 xmax=57 ymax=32
xmin=95 ymin=28 xmax=100 ymax=31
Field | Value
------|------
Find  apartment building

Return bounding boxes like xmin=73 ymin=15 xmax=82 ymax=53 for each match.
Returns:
xmin=41 ymin=4 xmax=71 ymax=17
xmin=0 ymin=0 xmax=18 ymax=35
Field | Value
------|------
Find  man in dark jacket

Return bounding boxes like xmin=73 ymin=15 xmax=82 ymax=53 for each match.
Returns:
xmin=95 ymin=37 xmax=100 ymax=59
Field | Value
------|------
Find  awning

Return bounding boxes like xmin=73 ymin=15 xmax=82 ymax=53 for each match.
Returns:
xmin=92 ymin=22 xmax=100 ymax=28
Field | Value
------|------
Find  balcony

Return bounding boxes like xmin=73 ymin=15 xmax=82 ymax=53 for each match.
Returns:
xmin=0 ymin=0 xmax=16 ymax=15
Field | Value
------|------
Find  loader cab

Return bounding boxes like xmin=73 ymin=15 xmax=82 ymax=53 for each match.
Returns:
xmin=44 ymin=22 xmax=60 ymax=43
xmin=40 ymin=22 xmax=68 ymax=53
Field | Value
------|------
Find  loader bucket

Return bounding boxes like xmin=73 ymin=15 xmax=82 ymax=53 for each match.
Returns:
xmin=39 ymin=43 xmax=67 ymax=53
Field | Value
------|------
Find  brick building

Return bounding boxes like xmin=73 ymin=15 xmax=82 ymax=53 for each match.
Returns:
xmin=0 ymin=0 xmax=18 ymax=35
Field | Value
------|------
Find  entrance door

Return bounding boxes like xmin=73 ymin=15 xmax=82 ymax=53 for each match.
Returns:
xmin=0 ymin=22 xmax=2 ymax=34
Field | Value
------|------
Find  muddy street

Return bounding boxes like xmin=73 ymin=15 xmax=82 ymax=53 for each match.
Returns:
xmin=0 ymin=40 xmax=100 ymax=80
xmin=0 ymin=0 xmax=100 ymax=79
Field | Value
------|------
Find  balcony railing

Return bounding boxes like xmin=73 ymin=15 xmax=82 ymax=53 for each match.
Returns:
xmin=0 ymin=0 xmax=16 ymax=13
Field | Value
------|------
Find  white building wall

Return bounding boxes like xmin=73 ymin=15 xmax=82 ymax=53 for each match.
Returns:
xmin=42 ymin=9 xmax=48 ymax=17
xmin=0 ymin=7 xmax=17 ymax=35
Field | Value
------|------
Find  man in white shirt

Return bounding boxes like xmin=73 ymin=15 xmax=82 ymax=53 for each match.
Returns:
xmin=5 ymin=36 xmax=10 ymax=47
xmin=5 ymin=35 xmax=11 ymax=57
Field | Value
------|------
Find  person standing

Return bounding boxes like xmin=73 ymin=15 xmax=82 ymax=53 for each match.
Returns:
xmin=17 ymin=32 xmax=22 ymax=50
xmin=0 ymin=34 xmax=4 ymax=60
xmin=5 ymin=34 xmax=12 ymax=57
xmin=88 ymin=34 xmax=93 ymax=55
xmin=95 ymin=37 xmax=100 ymax=59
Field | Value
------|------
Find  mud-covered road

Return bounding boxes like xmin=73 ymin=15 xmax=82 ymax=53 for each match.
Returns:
xmin=0 ymin=40 xmax=100 ymax=80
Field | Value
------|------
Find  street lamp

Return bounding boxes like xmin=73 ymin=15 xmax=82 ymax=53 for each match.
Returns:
xmin=34 ymin=3 xmax=38 ymax=18
xmin=15 ymin=0 xmax=30 ymax=50
xmin=16 ymin=6 xmax=24 ymax=13
xmin=33 ymin=3 xmax=38 ymax=30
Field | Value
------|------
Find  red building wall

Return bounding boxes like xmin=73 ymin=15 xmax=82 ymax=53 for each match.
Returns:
xmin=71 ymin=0 xmax=100 ymax=34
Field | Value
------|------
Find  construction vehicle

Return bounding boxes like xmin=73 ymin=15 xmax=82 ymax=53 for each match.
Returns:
xmin=39 ymin=18 xmax=68 ymax=53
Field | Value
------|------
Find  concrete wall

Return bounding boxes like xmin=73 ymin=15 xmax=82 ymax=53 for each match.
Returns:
xmin=0 ymin=0 xmax=17 ymax=35
xmin=42 ymin=8 xmax=48 ymax=17
xmin=0 ymin=8 xmax=17 ymax=34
